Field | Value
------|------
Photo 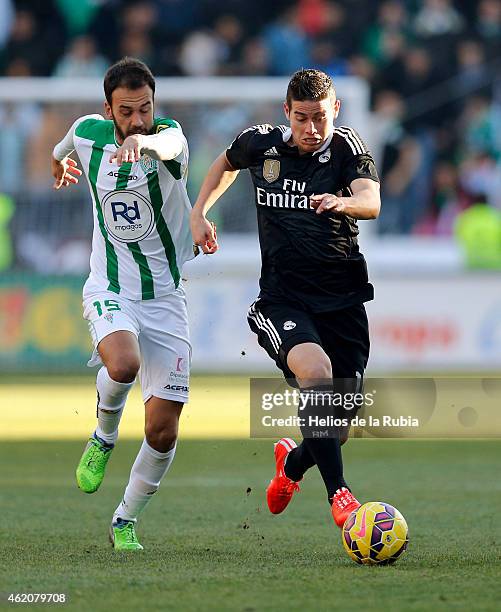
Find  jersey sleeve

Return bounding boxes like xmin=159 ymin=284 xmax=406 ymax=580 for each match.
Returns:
xmin=335 ymin=126 xmax=380 ymax=186
xmin=154 ymin=117 xmax=189 ymax=181
xmin=52 ymin=114 xmax=104 ymax=160
xmin=226 ymin=125 xmax=267 ymax=169
xmin=141 ymin=119 xmax=188 ymax=163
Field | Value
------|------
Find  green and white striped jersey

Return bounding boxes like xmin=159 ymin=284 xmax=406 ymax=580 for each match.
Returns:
xmin=59 ymin=114 xmax=194 ymax=300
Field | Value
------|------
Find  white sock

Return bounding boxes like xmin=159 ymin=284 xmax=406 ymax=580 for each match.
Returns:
xmin=113 ymin=439 xmax=176 ymax=523
xmin=94 ymin=366 xmax=134 ymax=445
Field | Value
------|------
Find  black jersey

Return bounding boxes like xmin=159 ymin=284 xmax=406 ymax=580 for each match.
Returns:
xmin=226 ymin=124 xmax=380 ymax=313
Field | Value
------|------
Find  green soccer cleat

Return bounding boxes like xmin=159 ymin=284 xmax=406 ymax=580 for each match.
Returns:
xmin=76 ymin=434 xmax=114 ymax=493
xmin=109 ymin=519 xmax=144 ymax=551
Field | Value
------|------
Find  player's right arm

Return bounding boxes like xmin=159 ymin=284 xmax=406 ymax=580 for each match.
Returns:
xmin=51 ymin=156 xmax=82 ymax=190
xmin=51 ymin=114 xmax=101 ymax=189
xmin=190 ymin=152 xmax=239 ymax=253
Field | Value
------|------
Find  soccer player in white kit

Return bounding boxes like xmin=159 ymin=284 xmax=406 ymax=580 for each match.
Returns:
xmin=51 ymin=58 xmax=201 ymax=550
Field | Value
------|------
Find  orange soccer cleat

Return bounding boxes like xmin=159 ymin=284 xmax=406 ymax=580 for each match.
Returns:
xmin=266 ymin=438 xmax=301 ymax=514
xmin=331 ymin=486 xmax=361 ymax=528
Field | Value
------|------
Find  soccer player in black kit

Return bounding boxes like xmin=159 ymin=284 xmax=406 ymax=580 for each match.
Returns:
xmin=191 ymin=69 xmax=381 ymax=529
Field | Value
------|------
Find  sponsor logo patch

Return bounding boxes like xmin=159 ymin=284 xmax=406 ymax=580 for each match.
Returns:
xmin=170 ymin=370 xmax=188 ymax=381
xmin=164 ymin=384 xmax=189 ymax=392
xmin=102 ymin=189 xmax=154 ymax=243
xmin=156 ymin=124 xmax=172 ymax=133
xmin=107 ymin=170 xmax=138 ymax=180
xmin=283 ymin=320 xmax=296 ymax=330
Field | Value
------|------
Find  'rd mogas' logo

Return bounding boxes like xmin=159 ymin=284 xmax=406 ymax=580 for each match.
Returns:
xmin=102 ymin=189 xmax=154 ymax=243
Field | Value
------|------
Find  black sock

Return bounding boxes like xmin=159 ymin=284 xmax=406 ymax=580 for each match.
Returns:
xmin=304 ymin=436 xmax=346 ymax=503
xmin=283 ymin=441 xmax=315 ymax=481
xmin=297 ymin=385 xmax=348 ymax=502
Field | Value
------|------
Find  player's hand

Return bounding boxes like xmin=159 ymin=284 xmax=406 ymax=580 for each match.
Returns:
xmin=110 ymin=134 xmax=144 ymax=166
xmin=52 ymin=156 xmax=82 ymax=190
xmin=310 ymin=193 xmax=346 ymax=215
xmin=190 ymin=214 xmax=218 ymax=254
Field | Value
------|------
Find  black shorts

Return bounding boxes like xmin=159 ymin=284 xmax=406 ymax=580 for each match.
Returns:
xmin=247 ymin=299 xmax=370 ymax=382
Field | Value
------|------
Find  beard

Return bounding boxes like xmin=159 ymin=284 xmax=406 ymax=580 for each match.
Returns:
xmin=112 ymin=113 xmax=151 ymax=141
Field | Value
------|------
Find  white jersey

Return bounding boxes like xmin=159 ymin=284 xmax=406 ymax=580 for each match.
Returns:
xmin=56 ymin=114 xmax=194 ymax=300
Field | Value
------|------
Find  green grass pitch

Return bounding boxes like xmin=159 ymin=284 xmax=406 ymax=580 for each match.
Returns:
xmin=1 ymin=438 xmax=500 ymax=611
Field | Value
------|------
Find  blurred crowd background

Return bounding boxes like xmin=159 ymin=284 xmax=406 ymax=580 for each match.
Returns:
xmin=0 ymin=0 xmax=500 ymax=374
xmin=0 ymin=0 xmax=500 ymax=273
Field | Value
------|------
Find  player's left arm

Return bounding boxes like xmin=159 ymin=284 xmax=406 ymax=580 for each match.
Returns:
xmin=110 ymin=128 xmax=186 ymax=165
xmin=310 ymin=178 xmax=381 ymax=219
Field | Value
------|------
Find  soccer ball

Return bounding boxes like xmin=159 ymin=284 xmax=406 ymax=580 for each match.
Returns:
xmin=342 ymin=501 xmax=409 ymax=565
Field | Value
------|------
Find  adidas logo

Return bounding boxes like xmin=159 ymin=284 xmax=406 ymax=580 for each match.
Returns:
xmin=264 ymin=147 xmax=279 ymax=156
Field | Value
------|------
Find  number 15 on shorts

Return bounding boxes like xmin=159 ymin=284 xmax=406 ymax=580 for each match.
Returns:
xmin=93 ymin=299 xmax=121 ymax=317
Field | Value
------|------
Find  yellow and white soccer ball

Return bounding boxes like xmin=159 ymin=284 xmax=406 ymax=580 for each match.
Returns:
xmin=342 ymin=501 xmax=409 ymax=565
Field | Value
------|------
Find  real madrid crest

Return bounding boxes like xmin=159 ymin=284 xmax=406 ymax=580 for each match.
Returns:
xmin=140 ymin=154 xmax=159 ymax=174
xmin=263 ymin=159 xmax=280 ymax=183
xmin=319 ymin=149 xmax=331 ymax=163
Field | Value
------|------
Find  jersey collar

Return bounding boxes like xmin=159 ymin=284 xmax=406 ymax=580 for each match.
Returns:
xmin=281 ymin=128 xmax=333 ymax=155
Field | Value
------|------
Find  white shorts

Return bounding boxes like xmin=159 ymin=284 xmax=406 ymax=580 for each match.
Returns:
xmin=82 ymin=287 xmax=191 ymax=404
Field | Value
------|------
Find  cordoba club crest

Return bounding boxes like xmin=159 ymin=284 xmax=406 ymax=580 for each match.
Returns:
xmin=140 ymin=154 xmax=159 ymax=174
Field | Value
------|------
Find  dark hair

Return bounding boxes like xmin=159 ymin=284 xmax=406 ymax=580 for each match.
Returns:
xmin=286 ymin=69 xmax=335 ymax=107
xmin=104 ymin=57 xmax=155 ymax=104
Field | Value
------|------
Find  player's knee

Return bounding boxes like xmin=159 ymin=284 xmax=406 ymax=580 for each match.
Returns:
xmin=145 ymin=425 xmax=177 ymax=453
xmin=107 ymin=359 xmax=140 ymax=383
xmin=338 ymin=424 xmax=350 ymax=445
xmin=295 ymin=360 xmax=332 ymax=382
